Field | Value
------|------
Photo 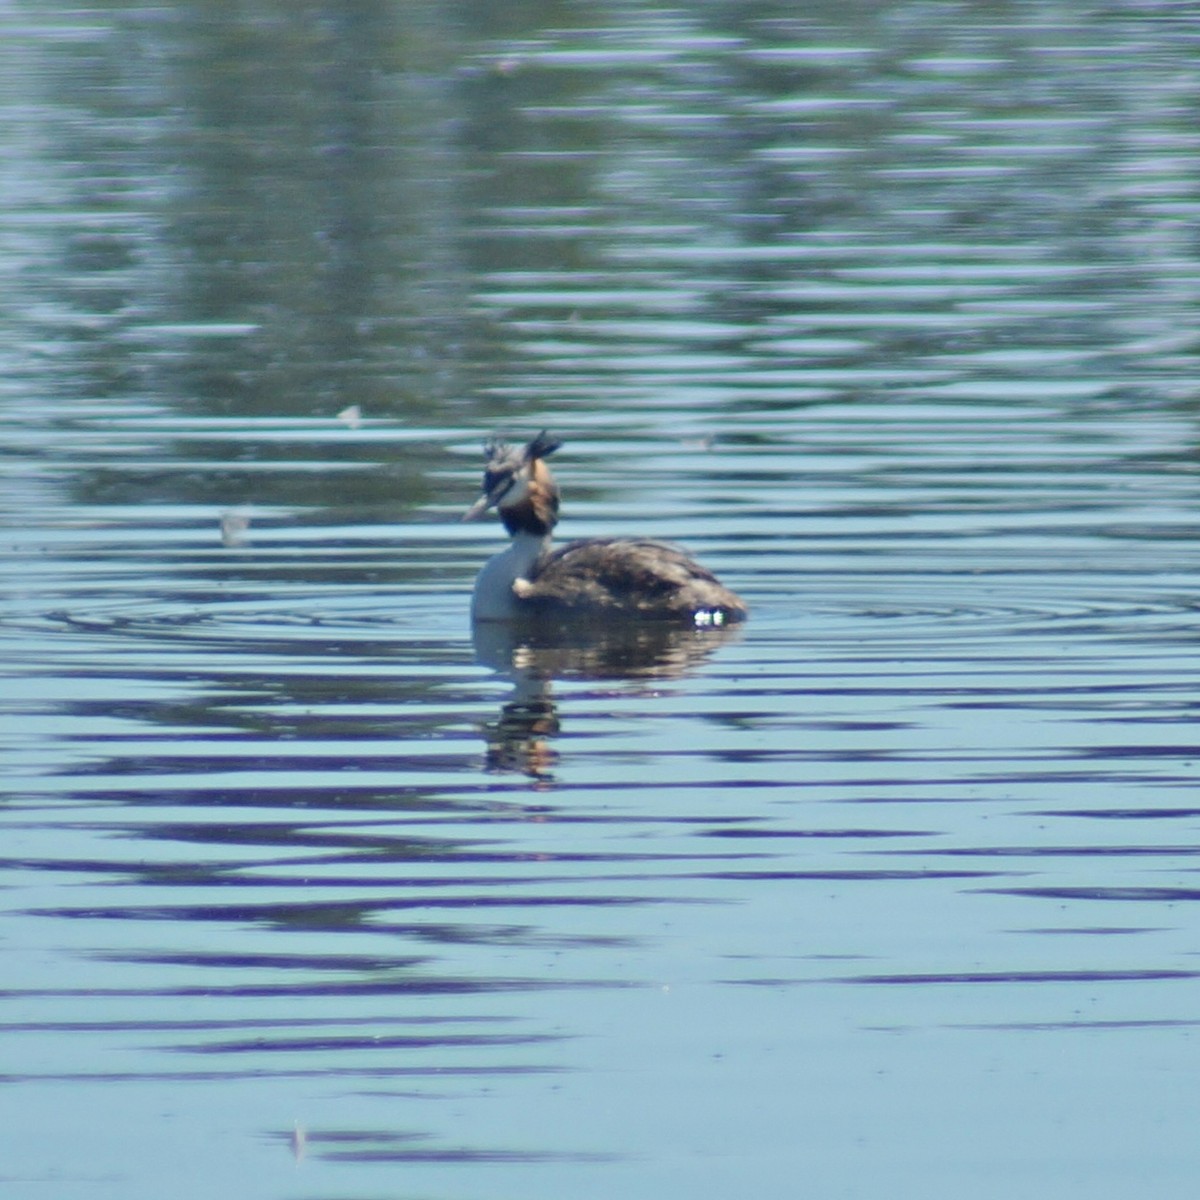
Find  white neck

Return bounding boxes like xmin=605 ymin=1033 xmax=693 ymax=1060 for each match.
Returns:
xmin=471 ymin=530 xmax=549 ymax=621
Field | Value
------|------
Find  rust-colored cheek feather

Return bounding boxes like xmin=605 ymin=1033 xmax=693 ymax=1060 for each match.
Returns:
xmin=500 ymin=467 xmax=560 ymax=538
xmin=528 ymin=460 xmax=561 ymax=526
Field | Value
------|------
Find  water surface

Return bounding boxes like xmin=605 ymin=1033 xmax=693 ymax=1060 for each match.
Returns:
xmin=4 ymin=4 xmax=1200 ymax=1198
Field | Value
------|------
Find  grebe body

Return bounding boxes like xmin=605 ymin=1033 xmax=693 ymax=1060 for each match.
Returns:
xmin=465 ymin=432 xmax=747 ymax=624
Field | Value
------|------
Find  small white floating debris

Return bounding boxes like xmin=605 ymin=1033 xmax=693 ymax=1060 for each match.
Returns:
xmin=337 ymin=404 xmax=362 ymax=429
xmin=219 ymin=509 xmax=251 ymax=547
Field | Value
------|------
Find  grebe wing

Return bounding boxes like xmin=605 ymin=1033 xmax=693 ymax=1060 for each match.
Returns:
xmin=538 ymin=538 xmax=719 ymax=583
xmin=524 ymin=538 xmax=746 ymax=619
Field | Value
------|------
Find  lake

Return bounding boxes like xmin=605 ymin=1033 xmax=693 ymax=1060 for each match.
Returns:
xmin=3 ymin=3 xmax=1200 ymax=1198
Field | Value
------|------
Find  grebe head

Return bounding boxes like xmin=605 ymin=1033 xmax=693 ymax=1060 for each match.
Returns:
xmin=463 ymin=430 xmax=563 ymax=537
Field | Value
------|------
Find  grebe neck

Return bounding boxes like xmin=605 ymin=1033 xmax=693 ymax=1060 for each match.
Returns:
xmin=471 ymin=529 xmax=550 ymax=621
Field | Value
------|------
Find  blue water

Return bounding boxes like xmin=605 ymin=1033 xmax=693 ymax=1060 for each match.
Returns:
xmin=4 ymin=4 xmax=1200 ymax=1198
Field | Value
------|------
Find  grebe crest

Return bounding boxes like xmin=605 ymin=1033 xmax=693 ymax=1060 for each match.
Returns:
xmin=464 ymin=431 xmax=747 ymax=625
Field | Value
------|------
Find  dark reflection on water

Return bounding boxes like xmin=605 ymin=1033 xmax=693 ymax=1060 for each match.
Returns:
xmin=474 ymin=616 xmax=743 ymax=783
xmin=278 ymin=1126 xmax=616 ymax=1166
xmin=4 ymin=2 xmax=1200 ymax=1198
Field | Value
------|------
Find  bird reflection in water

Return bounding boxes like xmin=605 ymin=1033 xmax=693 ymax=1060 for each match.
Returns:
xmin=472 ymin=617 xmax=743 ymax=786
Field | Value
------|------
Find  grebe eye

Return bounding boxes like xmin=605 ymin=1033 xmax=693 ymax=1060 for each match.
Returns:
xmin=485 ymin=473 xmax=515 ymax=500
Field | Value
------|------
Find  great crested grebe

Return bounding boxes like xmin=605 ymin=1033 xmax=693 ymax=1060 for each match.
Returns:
xmin=463 ymin=431 xmax=748 ymax=624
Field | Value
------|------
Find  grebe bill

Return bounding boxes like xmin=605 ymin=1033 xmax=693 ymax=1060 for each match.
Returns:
xmin=464 ymin=431 xmax=747 ymax=625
